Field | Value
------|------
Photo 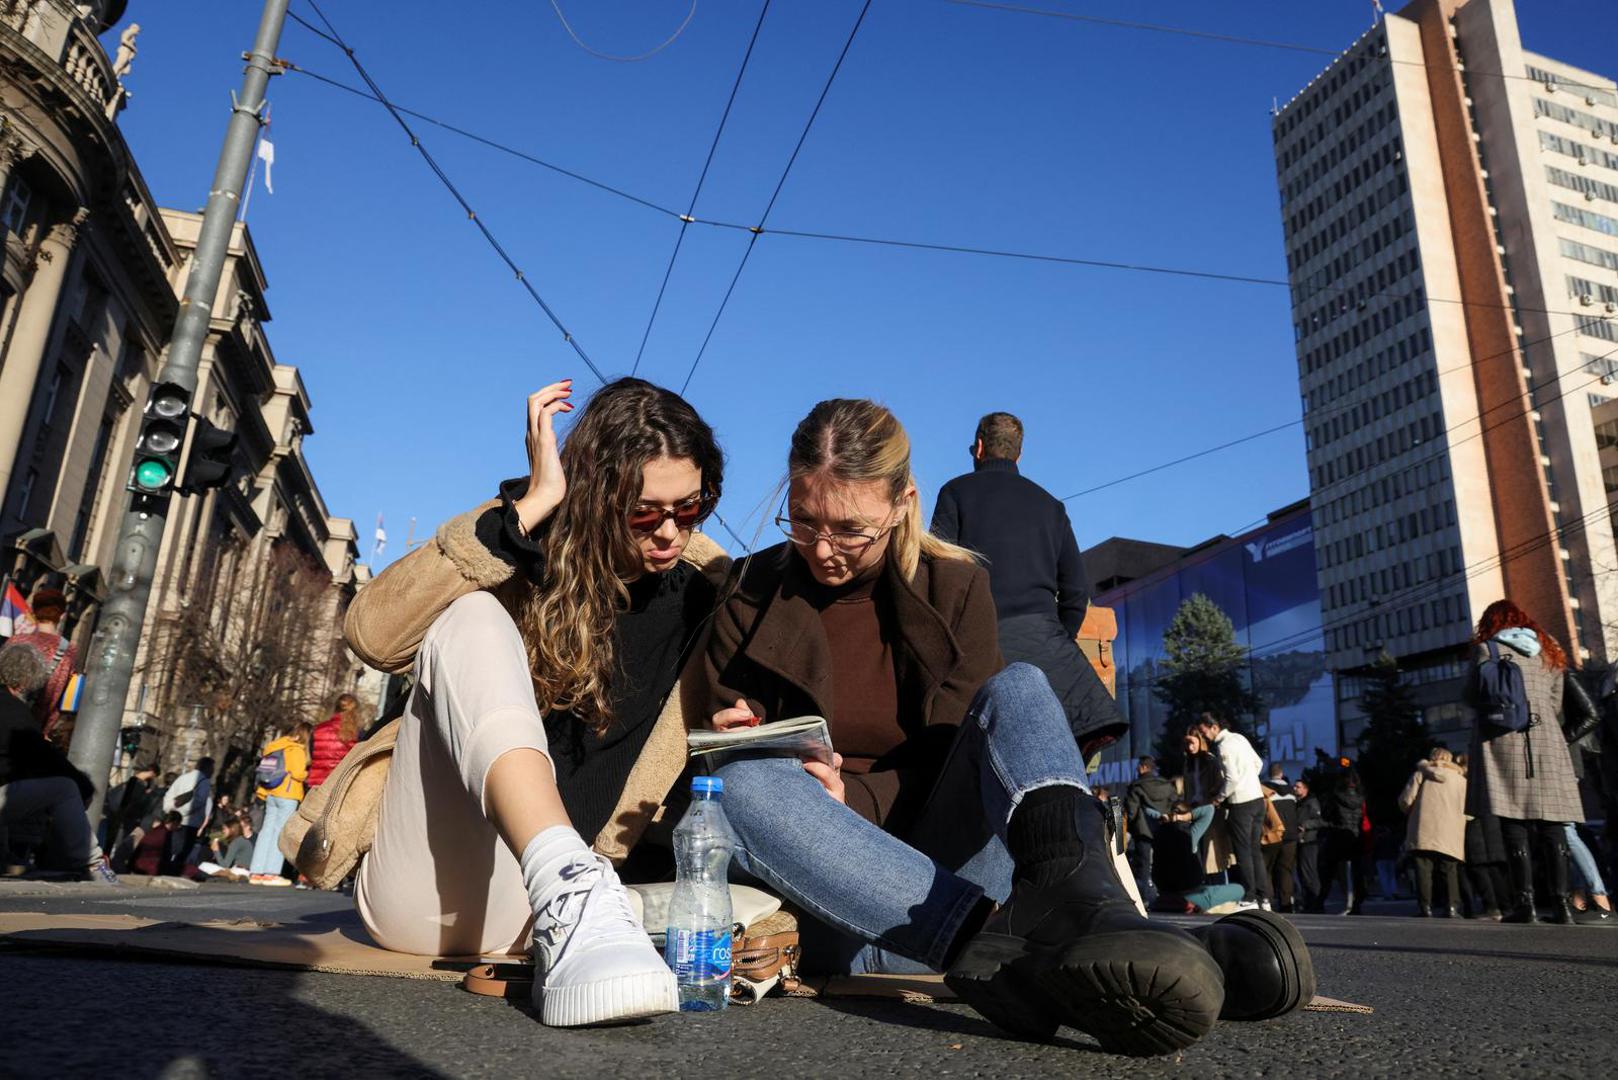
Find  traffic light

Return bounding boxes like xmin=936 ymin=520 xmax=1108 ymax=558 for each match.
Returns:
xmin=180 ymin=416 xmax=239 ymax=493
xmin=127 ymin=381 xmax=190 ymax=497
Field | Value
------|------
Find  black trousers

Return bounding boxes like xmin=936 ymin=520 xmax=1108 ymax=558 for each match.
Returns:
xmin=1500 ymin=817 xmax=1571 ymax=901
xmin=1225 ymin=798 xmax=1270 ymax=901
xmin=1313 ymin=828 xmax=1367 ymax=911
xmin=1298 ymin=840 xmax=1321 ymax=906
xmin=1412 ymin=852 xmax=1459 ymax=909
xmin=1130 ymin=837 xmax=1155 ymax=888
xmin=1264 ymin=840 xmax=1298 ymax=910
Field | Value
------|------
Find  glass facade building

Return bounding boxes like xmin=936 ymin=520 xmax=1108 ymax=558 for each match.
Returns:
xmin=1087 ymin=506 xmax=1336 ymax=789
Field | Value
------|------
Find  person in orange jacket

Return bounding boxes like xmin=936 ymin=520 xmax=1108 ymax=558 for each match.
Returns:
xmin=248 ymin=721 xmax=311 ymax=883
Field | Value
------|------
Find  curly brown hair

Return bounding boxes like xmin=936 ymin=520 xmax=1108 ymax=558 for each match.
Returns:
xmin=498 ymin=378 xmax=722 ymax=733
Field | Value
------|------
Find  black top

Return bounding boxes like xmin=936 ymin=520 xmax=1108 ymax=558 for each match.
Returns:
xmin=1122 ymin=773 xmax=1178 ymax=840
xmin=476 ymin=480 xmax=715 ymax=841
xmin=0 ymin=691 xmax=91 ymax=797
xmin=931 ymin=458 xmax=1090 ymax=636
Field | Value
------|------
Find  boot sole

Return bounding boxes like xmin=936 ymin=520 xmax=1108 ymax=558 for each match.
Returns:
xmin=947 ymin=930 xmax=1225 ymax=1056
xmin=944 ymin=932 xmax=1062 ymax=1042
xmin=1210 ymin=910 xmax=1316 ymax=1020
xmin=537 ymin=970 xmax=680 ymax=1027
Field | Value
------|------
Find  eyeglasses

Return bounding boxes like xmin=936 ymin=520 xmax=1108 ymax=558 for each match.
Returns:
xmin=627 ymin=495 xmax=712 ymax=535
xmin=775 ymin=507 xmax=896 ymax=554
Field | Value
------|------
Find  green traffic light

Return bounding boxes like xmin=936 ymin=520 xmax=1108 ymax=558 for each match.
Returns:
xmin=134 ymin=458 xmax=173 ymax=491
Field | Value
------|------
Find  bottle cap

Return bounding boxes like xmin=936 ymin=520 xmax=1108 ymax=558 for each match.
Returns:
xmin=691 ymin=776 xmax=723 ymax=796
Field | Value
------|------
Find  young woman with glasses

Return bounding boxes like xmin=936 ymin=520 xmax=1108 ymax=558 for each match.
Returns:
xmin=697 ymin=398 xmax=1227 ymax=1056
xmin=341 ymin=377 xmax=729 ymax=1027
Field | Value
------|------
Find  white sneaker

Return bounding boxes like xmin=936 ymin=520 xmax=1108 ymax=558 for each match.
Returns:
xmin=1258 ymin=898 xmax=1273 ymax=912
xmin=531 ymin=852 xmax=678 ymax=1027
xmin=1231 ymin=899 xmax=1261 ymax=912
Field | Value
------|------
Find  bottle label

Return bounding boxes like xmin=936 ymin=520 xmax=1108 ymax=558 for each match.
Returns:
xmin=665 ymin=928 xmax=732 ymax=985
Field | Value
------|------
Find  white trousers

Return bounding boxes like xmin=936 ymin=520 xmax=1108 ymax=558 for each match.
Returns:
xmin=356 ymin=592 xmax=554 ymax=957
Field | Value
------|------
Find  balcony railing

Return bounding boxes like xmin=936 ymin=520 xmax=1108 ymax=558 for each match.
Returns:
xmin=1 ymin=0 xmax=121 ymax=119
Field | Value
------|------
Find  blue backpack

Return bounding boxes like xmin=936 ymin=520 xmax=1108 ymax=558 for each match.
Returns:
xmin=1477 ymin=641 xmax=1531 ymax=734
xmin=255 ymin=747 xmax=288 ymax=789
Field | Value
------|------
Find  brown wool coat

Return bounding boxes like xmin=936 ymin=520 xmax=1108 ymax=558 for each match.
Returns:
xmin=343 ymin=499 xmax=731 ymax=863
xmin=1465 ymin=643 xmax=1584 ymax=824
xmin=1399 ymin=759 xmax=1467 ymax=862
xmin=698 ymin=543 xmax=1004 ymax=835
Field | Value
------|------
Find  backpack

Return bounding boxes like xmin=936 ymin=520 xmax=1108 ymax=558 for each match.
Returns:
xmin=1477 ymin=641 xmax=1531 ymax=734
xmin=256 ymin=747 xmax=289 ymax=790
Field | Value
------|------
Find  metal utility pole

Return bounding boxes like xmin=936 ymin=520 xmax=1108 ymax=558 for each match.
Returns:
xmin=69 ymin=0 xmax=290 ymax=824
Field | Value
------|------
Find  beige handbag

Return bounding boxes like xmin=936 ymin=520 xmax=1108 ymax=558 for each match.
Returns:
xmin=278 ymin=718 xmax=399 ymax=889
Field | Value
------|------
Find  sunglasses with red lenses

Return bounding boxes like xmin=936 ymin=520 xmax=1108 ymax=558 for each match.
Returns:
xmin=627 ymin=495 xmax=712 ymax=534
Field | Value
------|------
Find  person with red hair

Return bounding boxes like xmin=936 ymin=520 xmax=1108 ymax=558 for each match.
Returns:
xmin=1467 ymin=599 xmax=1598 ymax=924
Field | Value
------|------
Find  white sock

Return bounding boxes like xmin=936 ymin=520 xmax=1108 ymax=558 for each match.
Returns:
xmin=520 ymin=825 xmax=594 ymax=913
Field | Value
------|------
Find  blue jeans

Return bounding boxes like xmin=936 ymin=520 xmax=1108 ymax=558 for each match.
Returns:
xmin=1566 ymin=824 xmax=1608 ymax=897
xmin=250 ymin=795 xmax=298 ymax=876
xmin=714 ymin=663 xmax=1088 ymax=975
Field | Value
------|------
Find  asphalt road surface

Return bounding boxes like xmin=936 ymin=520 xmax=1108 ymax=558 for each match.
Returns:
xmin=1 ymin=879 xmax=1614 ymax=1079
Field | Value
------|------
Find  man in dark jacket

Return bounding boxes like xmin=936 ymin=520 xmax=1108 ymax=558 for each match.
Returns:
xmin=1122 ymin=756 xmax=1177 ymax=892
xmin=931 ymin=412 xmax=1125 ymax=756
xmin=102 ymin=764 xmax=159 ymax=854
xmin=1294 ymin=778 xmax=1324 ymax=911
xmin=0 ymin=644 xmax=116 ymax=882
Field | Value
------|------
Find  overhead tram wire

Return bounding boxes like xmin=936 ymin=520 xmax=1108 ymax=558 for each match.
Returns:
xmin=1058 ymin=315 xmax=1611 ymax=503
xmin=292 ymin=2 xmax=609 ymax=383
xmin=937 ymin=0 xmax=1618 ymax=95
xmin=278 ymin=63 xmax=1599 ymax=330
xmin=292 ymin=6 xmax=757 ymax=558
xmin=632 ymin=0 xmax=773 ymax=377
xmin=678 ymin=0 xmax=874 ymax=396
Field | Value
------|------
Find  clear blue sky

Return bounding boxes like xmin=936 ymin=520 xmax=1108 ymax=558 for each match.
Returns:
xmin=112 ymin=1 xmax=1618 ymax=566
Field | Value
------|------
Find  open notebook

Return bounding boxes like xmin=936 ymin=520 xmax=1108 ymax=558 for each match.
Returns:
xmin=687 ymin=715 xmax=834 ymax=766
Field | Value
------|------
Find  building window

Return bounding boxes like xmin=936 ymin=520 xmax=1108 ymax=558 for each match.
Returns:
xmin=0 ymin=174 xmax=30 ymax=234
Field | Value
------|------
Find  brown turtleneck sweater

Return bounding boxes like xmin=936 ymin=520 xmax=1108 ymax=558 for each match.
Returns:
xmin=812 ymin=574 xmax=904 ymax=825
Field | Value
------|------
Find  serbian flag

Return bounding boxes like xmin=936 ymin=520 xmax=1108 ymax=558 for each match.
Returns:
xmin=0 ymin=582 xmax=29 ymax=638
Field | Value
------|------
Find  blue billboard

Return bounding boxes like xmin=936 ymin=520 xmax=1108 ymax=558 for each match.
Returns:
xmin=1089 ymin=511 xmax=1334 ymax=789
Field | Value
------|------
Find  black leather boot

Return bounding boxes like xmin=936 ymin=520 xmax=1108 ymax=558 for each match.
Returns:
xmin=1503 ymin=844 xmax=1538 ymax=923
xmin=1547 ymin=838 xmax=1574 ymax=925
xmin=1187 ymin=910 xmax=1316 ymax=1021
xmin=945 ymin=794 xmax=1225 ymax=1056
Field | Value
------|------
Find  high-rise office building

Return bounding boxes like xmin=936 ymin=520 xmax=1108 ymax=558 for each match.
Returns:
xmin=1273 ymin=0 xmax=1618 ymax=742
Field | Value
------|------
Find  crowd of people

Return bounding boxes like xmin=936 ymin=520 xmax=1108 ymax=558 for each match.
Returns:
xmin=1 ymin=378 xmax=1612 ymax=1053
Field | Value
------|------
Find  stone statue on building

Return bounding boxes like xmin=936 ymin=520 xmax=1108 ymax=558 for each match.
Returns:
xmin=112 ymin=23 xmax=140 ymax=81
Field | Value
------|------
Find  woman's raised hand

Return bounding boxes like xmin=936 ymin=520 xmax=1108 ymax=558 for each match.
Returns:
xmin=711 ymin=698 xmax=759 ymax=731
xmin=514 ymin=380 xmax=573 ymax=534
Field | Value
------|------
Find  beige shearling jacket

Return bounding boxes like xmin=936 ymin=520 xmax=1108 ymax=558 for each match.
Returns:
xmin=343 ymin=499 xmax=732 ymax=862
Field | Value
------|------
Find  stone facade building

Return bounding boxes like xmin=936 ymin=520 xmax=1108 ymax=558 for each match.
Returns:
xmin=0 ymin=1 xmax=370 ymax=778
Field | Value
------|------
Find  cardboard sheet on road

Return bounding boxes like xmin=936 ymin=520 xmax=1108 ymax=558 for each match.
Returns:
xmin=0 ymin=910 xmax=1369 ymax=1012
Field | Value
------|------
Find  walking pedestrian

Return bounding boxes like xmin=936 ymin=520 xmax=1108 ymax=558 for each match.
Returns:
xmin=930 ymin=412 xmax=1127 ymax=756
xmin=1263 ymin=767 xmax=1299 ymax=912
xmin=1294 ymin=778 xmax=1324 ymax=910
xmin=248 ymin=722 xmax=310 ymax=884
xmin=1309 ymin=754 xmax=1368 ymax=914
xmin=308 ymin=693 xmax=363 ymax=789
xmin=1564 ymin=823 xmax=1613 ymax=923
xmin=0 ymin=644 xmax=116 ymax=882
xmin=1467 ymin=600 xmax=1592 ymax=924
xmin=6 ymin=588 xmax=77 ymax=740
xmin=1193 ymin=713 xmax=1270 ymax=908
xmin=1122 ymin=755 xmax=1176 ymax=892
xmin=1399 ymin=747 xmax=1467 ymax=917
xmin=160 ymin=757 xmax=214 ymax=876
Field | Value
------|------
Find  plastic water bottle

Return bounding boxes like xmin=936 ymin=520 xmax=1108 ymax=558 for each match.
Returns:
xmin=666 ymin=776 xmax=734 ymax=1012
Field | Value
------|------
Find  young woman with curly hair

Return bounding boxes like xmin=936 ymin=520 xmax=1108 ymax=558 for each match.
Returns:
xmin=342 ymin=377 xmax=728 ymax=1026
xmin=1468 ymin=599 xmax=1599 ymax=924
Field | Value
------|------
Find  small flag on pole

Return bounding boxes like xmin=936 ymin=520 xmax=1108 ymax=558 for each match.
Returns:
xmin=0 ymin=582 xmax=30 ymax=638
xmin=256 ymin=133 xmax=276 ymax=195
xmin=372 ymin=514 xmax=387 ymax=563
xmin=1371 ymin=0 xmax=1385 ymax=20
